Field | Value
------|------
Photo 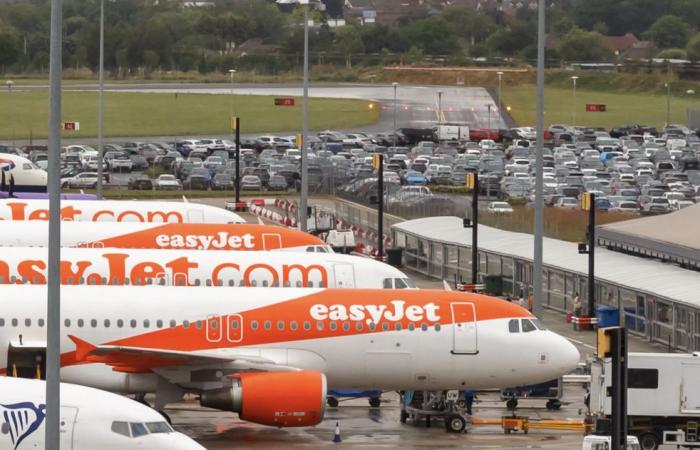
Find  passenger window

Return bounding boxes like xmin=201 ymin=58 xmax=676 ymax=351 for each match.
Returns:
xmin=130 ymin=422 xmax=149 ymax=438
xmin=264 ymin=321 xmax=272 ymax=330
xmin=277 ymin=321 xmax=285 ymax=330
xmin=382 ymin=323 xmax=389 ymax=331
xmin=169 ymin=320 xmax=176 ymax=328
xmin=104 ymin=319 xmax=110 ymax=328
xmin=420 ymin=323 xmax=428 ymax=331
xmin=508 ymin=319 xmax=520 ymax=333
xmin=522 ymin=319 xmax=536 ymax=333
xmin=343 ymin=322 xmax=351 ymax=331
xmin=210 ymin=320 xmax=218 ymax=329
xmin=130 ymin=319 xmax=137 ymax=328
xmin=230 ymin=319 xmax=239 ymax=329
xmin=356 ymin=322 xmax=363 ymax=331
xmin=330 ymin=322 xmax=338 ymax=331
xmin=316 ymin=321 xmax=324 ymax=331
xmin=117 ymin=319 xmax=124 ymax=328
xmin=408 ymin=323 xmax=415 ymax=331
xmin=383 ymin=278 xmax=393 ymax=289
xmin=25 ymin=319 xmax=31 ymax=327
xmin=38 ymin=319 xmax=45 ymax=327
xmin=290 ymin=321 xmax=298 ymax=331
xmin=77 ymin=319 xmax=84 ymax=328
xmin=91 ymin=319 xmax=97 ymax=328
xmin=303 ymin=321 xmax=311 ymax=331
xmin=64 ymin=319 xmax=71 ymax=327
xmin=156 ymin=320 xmax=163 ymax=328
xmin=195 ymin=320 xmax=202 ymax=329
xmin=262 ymin=280 xmax=269 ymax=287
xmin=0 ymin=318 xmax=4 ymax=327
xmin=251 ymin=320 xmax=259 ymax=330
xmin=434 ymin=323 xmax=441 ymax=332
xmin=368 ymin=322 xmax=376 ymax=331
xmin=111 ymin=421 xmax=130 ymax=438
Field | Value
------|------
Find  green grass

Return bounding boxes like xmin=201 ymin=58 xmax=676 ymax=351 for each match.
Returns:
xmin=0 ymin=90 xmax=380 ymax=140
xmin=503 ymin=85 xmax=697 ymax=129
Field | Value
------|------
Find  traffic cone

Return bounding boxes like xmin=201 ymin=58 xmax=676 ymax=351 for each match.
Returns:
xmin=332 ymin=421 xmax=342 ymax=443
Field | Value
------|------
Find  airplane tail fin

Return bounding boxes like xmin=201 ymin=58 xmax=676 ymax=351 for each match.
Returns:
xmin=442 ymin=280 xmax=453 ymax=291
xmin=68 ymin=335 xmax=98 ymax=361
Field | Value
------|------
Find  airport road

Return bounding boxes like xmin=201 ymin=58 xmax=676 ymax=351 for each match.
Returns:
xmin=8 ymin=83 xmax=505 ymax=145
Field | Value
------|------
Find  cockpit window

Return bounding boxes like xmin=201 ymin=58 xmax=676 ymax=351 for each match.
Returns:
xmin=383 ymin=278 xmax=393 ymax=289
xmin=401 ymin=278 xmax=416 ymax=288
xmin=531 ymin=318 xmax=545 ymax=330
xmin=316 ymin=246 xmax=328 ymax=253
xmin=394 ymin=278 xmax=408 ymax=289
xmin=111 ymin=421 xmax=130 ymax=437
xmin=145 ymin=422 xmax=173 ymax=434
xmin=521 ymin=319 xmax=536 ymax=333
xmin=306 ymin=246 xmax=315 ymax=252
xmin=130 ymin=422 xmax=149 ymax=438
xmin=508 ymin=319 xmax=520 ymax=333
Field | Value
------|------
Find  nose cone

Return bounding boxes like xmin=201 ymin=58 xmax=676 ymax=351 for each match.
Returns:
xmin=168 ymin=432 xmax=206 ymax=450
xmin=555 ymin=334 xmax=581 ymax=373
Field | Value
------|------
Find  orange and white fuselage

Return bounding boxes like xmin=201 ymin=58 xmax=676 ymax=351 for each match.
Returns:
xmin=0 ymin=246 xmax=411 ymax=288
xmin=0 ymin=221 xmax=329 ymax=252
xmin=0 ymin=199 xmax=244 ymax=223
xmin=0 ymin=286 xmax=579 ymax=397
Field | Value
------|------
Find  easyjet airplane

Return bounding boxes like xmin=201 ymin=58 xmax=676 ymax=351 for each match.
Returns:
xmin=0 ymin=286 xmax=580 ymax=428
xmin=0 ymin=377 xmax=204 ymax=450
xmin=0 ymin=246 xmax=411 ymax=288
xmin=0 ymin=199 xmax=244 ymax=223
xmin=0 ymin=221 xmax=330 ymax=252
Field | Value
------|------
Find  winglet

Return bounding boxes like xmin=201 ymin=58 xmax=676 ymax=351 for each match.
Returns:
xmin=443 ymin=280 xmax=453 ymax=291
xmin=68 ymin=335 xmax=97 ymax=361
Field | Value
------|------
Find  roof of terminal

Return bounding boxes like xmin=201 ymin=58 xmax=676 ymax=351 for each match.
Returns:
xmin=392 ymin=216 xmax=700 ymax=309
xmin=596 ymin=203 xmax=700 ymax=268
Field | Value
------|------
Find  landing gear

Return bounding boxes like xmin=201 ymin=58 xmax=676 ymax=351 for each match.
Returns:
xmin=369 ymin=397 xmax=381 ymax=408
xmin=506 ymin=398 xmax=518 ymax=411
xmin=327 ymin=397 xmax=339 ymax=407
xmin=545 ymin=399 xmax=562 ymax=410
xmin=445 ymin=415 xmax=467 ymax=433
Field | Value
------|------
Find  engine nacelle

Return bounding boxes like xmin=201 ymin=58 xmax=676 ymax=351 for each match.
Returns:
xmin=200 ymin=371 xmax=327 ymax=427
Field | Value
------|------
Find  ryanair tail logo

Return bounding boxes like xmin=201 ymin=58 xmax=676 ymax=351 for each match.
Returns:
xmin=1 ymin=402 xmax=46 ymax=450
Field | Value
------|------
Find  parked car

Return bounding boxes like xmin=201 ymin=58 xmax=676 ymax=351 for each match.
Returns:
xmin=109 ymin=155 xmax=133 ymax=172
xmin=211 ymin=173 xmax=234 ymax=190
xmin=127 ymin=175 xmax=153 ymax=190
xmin=61 ymin=172 xmax=103 ymax=189
xmin=555 ymin=197 xmax=579 ymax=209
xmin=154 ymin=174 xmax=181 ymax=190
xmin=487 ymin=201 xmax=514 ymax=213
xmin=183 ymin=169 xmax=211 ymax=190
xmin=268 ymin=174 xmax=288 ymax=191
xmin=240 ymin=175 xmax=262 ymax=191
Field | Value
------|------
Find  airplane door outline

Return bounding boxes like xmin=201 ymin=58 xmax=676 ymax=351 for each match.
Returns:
xmin=450 ymin=302 xmax=478 ymax=355
xmin=262 ymin=233 xmax=282 ymax=250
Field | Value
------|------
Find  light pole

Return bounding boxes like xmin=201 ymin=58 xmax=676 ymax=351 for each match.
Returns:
xmin=570 ymin=75 xmax=578 ymax=129
xmin=96 ymin=0 xmax=105 ymax=199
xmin=437 ymin=90 xmax=443 ymax=123
xmin=392 ymin=82 xmax=398 ymax=148
xmin=228 ymin=69 xmax=236 ymax=120
xmin=496 ymin=71 xmax=503 ymax=112
xmin=487 ymin=104 xmax=492 ymax=131
xmin=665 ymin=82 xmax=671 ymax=127
xmin=533 ymin=0 xmax=545 ymax=320
xmin=300 ymin=0 xmax=311 ymax=232
xmin=5 ymin=81 xmax=14 ymax=148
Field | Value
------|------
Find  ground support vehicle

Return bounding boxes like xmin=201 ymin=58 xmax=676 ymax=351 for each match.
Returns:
xmin=400 ymin=390 xmax=471 ymax=433
xmin=590 ymin=352 xmax=700 ymax=450
xmin=501 ymin=377 xmax=564 ymax=411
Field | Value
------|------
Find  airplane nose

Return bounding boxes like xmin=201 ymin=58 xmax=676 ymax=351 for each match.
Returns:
xmin=557 ymin=335 xmax=581 ymax=373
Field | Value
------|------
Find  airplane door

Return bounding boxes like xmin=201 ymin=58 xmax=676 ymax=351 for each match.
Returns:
xmin=262 ymin=233 xmax=282 ymax=250
xmin=60 ymin=406 xmax=78 ymax=450
xmin=333 ymin=264 xmax=355 ymax=288
xmin=451 ymin=302 xmax=478 ymax=354
xmin=187 ymin=210 xmax=205 ymax=223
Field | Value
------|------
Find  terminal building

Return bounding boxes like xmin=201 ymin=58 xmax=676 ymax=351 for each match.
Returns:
xmin=390 ymin=208 xmax=700 ymax=354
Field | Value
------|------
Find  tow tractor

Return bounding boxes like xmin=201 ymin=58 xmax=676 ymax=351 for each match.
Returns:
xmin=400 ymin=390 xmax=470 ymax=433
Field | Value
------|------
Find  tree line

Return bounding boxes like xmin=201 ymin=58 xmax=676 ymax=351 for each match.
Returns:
xmin=0 ymin=0 xmax=699 ymax=75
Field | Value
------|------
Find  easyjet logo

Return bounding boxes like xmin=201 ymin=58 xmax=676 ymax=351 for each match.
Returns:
xmin=155 ymin=232 xmax=255 ymax=250
xmin=0 ymin=202 xmax=184 ymax=222
xmin=310 ymin=300 xmax=440 ymax=324
xmin=0 ymin=253 xmax=328 ymax=287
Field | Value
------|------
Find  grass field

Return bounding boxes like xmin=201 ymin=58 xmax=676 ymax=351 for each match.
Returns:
xmin=0 ymin=90 xmax=380 ymax=140
xmin=503 ymin=85 xmax=697 ymax=129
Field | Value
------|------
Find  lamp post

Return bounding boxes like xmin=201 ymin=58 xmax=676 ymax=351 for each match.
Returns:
xmin=496 ymin=71 xmax=503 ymax=112
xmin=300 ymin=0 xmax=311 ymax=232
xmin=96 ymin=0 xmax=105 ymax=199
xmin=228 ymin=69 xmax=236 ymax=119
xmin=665 ymin=82 xmax=671 ymax=127
xmin=533 ymin=0 xmax=545 ymax=320
xmin=437 ymin=90 xmax=443 ymax=123
xmin=570 ymin=76 xmax=578 ymax=129
xmin=6 ymin=81 xmax=14 ymax=149
xmin=487 ymin=104 xmax=492 ymax=131
xmin=392 ymin=82 xmax=398 ymax=148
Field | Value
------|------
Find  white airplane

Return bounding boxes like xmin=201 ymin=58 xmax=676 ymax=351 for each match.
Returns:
xmin=0 ymin=377 xmax=203 ymax=450
xmin=0 ymin=199 xmax=244 ymax=223
xmin=0 ymin=246 xmax=411 ymax=289
xmin=0 ymin=285 xmax=580 ymax=427
xmin=0 ymin=154 xmax=47 ymax=193
xmin=0 ymin=221 xmax=330 ymax=252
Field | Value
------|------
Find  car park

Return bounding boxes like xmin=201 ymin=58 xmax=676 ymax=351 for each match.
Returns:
xmin=240 ymin=175 xmax=263 ymax=191
xmin=154 ymin=174 xmax=181 ymax=190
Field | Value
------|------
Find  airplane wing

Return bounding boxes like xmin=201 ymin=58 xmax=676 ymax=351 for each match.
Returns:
xmin=68 ymin=335 xmax=297 ymax=374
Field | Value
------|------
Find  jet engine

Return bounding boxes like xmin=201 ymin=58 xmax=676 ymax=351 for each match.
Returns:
xmin=200 ymin=371 xmax=327 ymax=427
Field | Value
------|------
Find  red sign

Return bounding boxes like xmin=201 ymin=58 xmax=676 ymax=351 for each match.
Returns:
xmin=274 ymin=98 xmax=295 ymax=106
xmin=585 ymin=104 xmax=606 ymax=112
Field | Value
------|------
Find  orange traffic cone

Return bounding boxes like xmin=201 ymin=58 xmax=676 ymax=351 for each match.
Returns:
xmin=332 ymin=421 xmax=342 ymax=443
